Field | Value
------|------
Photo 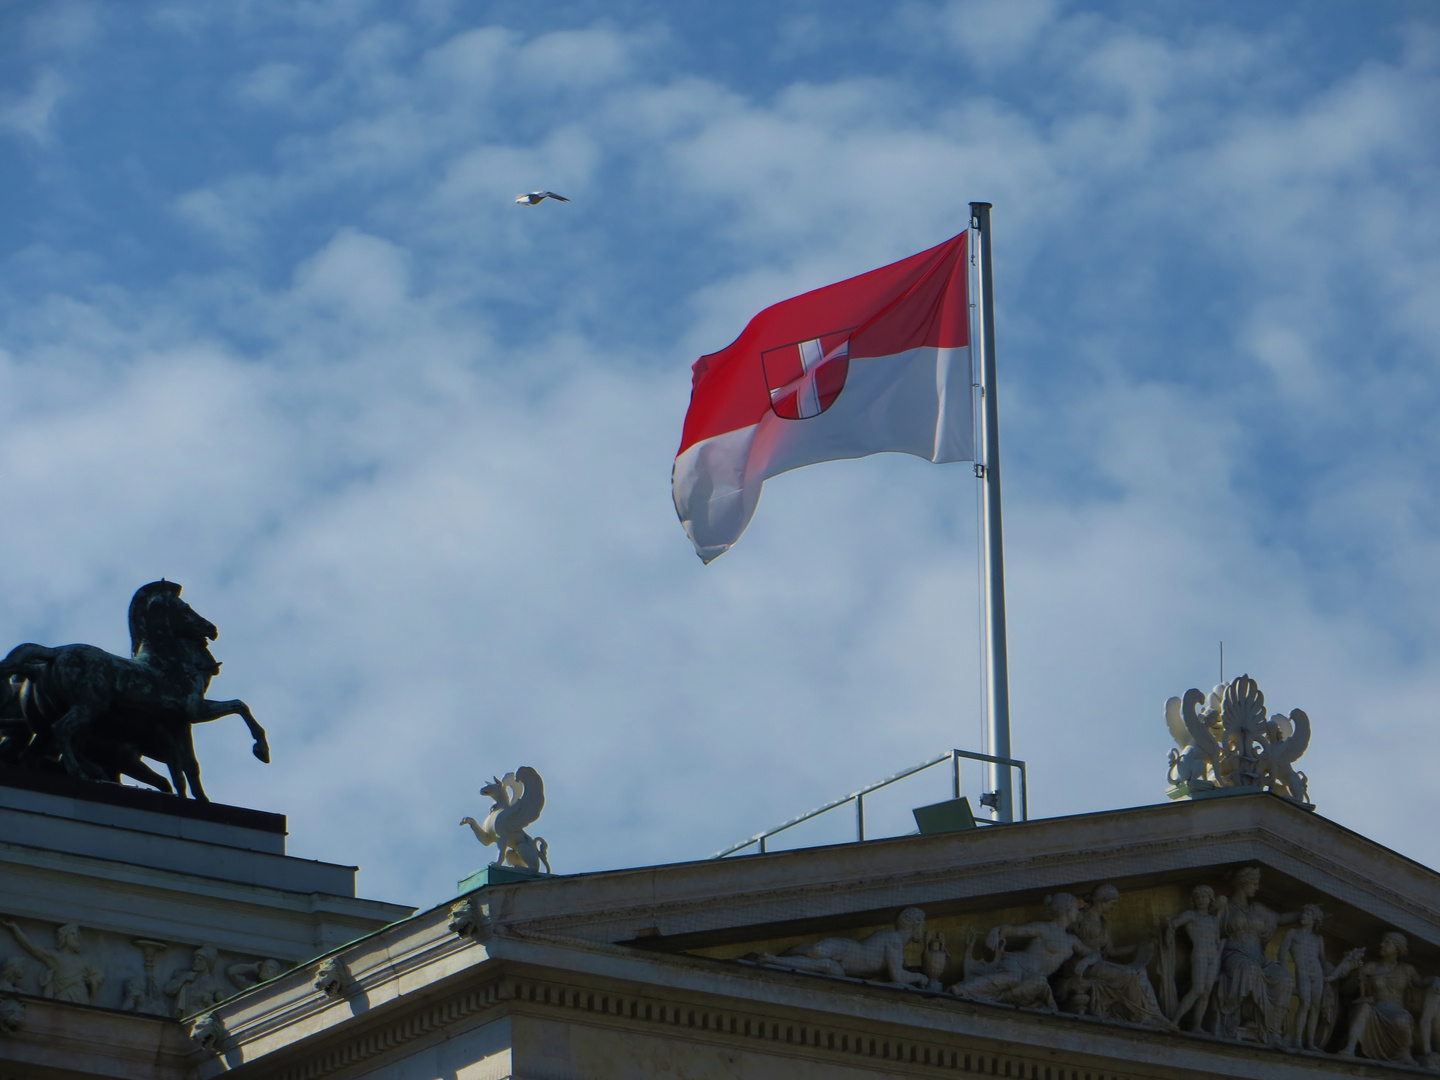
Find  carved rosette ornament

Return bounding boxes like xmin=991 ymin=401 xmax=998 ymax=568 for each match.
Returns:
xmin=1165 ymin=675 xmax=1312 ymax=805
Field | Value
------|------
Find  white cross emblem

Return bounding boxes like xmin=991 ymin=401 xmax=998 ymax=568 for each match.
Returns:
xmin=770 ymin=337 xmax=850 ymax=419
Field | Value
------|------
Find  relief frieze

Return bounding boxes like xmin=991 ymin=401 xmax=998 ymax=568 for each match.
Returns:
xmin=0 ymin=915 xmax=290 ymax=1020
xmin=699 ymin=866 xmax=1440 ymax=1069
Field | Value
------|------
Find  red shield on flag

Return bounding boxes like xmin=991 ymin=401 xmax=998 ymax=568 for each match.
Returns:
xmin=761 ymin=329 xmax=852 ymax=420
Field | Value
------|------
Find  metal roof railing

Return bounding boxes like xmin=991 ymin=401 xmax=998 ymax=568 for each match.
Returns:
xmin=710 ymin=748 xmax=1027 ymax=859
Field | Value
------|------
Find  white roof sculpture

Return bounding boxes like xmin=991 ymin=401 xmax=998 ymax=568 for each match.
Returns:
xmin=1166 ymin=674 xmax=1311 ymax=806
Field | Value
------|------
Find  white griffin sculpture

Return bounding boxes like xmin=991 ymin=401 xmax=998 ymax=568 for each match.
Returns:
xmin=1165 ymin=674 xmax=1310 ymax=804
xmin=460 ymin=766 xmax=551 ymax=874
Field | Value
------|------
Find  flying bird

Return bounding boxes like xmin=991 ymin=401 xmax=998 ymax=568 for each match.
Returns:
xmin=515 ymin=191 xmax=570 ymax=206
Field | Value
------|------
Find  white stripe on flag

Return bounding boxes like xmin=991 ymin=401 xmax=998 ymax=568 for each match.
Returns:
xmin=674 ymin=345 xmax=973 ymax=563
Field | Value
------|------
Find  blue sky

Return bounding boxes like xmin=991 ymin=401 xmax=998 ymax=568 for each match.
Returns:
xmin=1 ymin=0 xmax=1438 ymax=906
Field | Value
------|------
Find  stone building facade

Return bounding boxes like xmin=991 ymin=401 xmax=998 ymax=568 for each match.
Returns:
xmin=4 ymin=773 xmax=1440 ymax=1079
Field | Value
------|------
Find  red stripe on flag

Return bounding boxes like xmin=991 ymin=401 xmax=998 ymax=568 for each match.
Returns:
xmin=679 ymin=232 xmax=968 ymax=457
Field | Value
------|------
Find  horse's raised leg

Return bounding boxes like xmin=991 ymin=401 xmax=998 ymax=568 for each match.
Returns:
xmin=190 ymin=698 xmax=269 ymax=763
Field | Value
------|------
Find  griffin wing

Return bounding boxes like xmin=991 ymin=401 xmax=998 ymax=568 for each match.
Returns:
xmin=1269 ymin=708 xmax=1311 ymax=766
xmin=1165 ymin=696 xmax=1192 ymax=749
xmin=502 ymin=771 xmax=524 ymax=804
xmin=1178 ymin=688 xmax=1222 ymax=764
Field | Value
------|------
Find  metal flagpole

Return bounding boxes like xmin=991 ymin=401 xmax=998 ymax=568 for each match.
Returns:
xmin=970 ymin=201 xmax=1014 ymax=822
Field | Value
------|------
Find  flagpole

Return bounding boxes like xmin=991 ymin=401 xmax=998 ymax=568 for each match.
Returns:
xmin=970 ymin=201 xmax=1014 ymax=823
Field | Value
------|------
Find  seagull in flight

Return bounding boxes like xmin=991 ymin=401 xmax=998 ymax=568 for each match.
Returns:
xmin=515 ymin=191 xmax=570 ymax=206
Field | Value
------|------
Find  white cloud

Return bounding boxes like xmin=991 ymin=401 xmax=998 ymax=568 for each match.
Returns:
xmin=514 ymin=28 xmax=636 ymax=89
xmin=1 ymin=6 xmax=1439 ymax=907
xmin=939 ymin=0 xmax=1062 ymax=68
xmin=0 ymin=68 xmax=66 ymax=142
xmin=233 ymin=62 xmax=306 ymax=108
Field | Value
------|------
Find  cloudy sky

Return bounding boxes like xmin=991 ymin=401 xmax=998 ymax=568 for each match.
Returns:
xmin=1 ymin=0 xmax=1437 ymax=907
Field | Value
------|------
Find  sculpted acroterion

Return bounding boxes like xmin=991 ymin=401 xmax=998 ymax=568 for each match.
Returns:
xmin=460 ymin=766 xmax=551 ymax=874
xmin=1165 ymin=676 xmax=1311 ymax=804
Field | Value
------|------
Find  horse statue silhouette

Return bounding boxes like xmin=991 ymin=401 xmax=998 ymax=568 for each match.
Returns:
xmin=460 ymin=766 xmax=551 ymax=874
xmin=0 ymin=580 xmax=268 ymax=801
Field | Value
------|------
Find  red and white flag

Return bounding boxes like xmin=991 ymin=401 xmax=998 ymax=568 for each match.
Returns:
xmin=673 ymin=233 xmax=975 ymax=562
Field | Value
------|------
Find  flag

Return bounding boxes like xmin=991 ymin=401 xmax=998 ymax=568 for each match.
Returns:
xmin=673 ymin=232 xmax=975 ymax=562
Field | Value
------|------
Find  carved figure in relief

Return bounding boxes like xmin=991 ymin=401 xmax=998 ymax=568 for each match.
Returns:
xmin=757 ymin=908 xmax=931 ymax=989
xmin=947 ymin=893 xmax=1095 ymax=1009
xmin=460 ymin=766 xmax=551 ymax=874
xmin=164 ymin=944 xmax=227 ymax=1017
xmin=0 ymin=958 xmax=25 ymax=993
xmin=1337 ymin=932 xmax=1438 ymax=1064
xmin=1162 ymin=884 xmax=1226 ymax=1032
xmin=226 ymin=958 xmax=283 ymax=990
xmin=1214 ymin=867 xmax=1299 ymax=1044
xmin=120 ymin=977 xmax=146 ymax=1012
xmin=0 ymin=920 xmax=102 ymax=1004
xmin=1418 ymin=977 xmax=1440 ymax=1068
xmin=1277 ymin=904 xmax=1363 ymax=1051
xmin=1053 ymin=884 xmax=1172 ymax=1028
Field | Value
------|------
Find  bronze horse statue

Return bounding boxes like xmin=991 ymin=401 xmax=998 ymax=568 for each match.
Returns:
xmin=0 ymin=581 xmax=268 ymax=801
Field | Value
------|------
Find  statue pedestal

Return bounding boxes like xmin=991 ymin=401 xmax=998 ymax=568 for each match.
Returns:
xmin=1166 ymin=780 xmax=1218 ymax=801
xmin=456 ymin=863 xmax=552 ymax=895
xmin=1167 ymin=782 xmax=1314 ymax=812
xmin=0 ymin=769 xmax=414 ymax=1015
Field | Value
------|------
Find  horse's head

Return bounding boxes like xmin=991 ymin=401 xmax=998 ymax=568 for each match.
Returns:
xmin=129 ymin=580 xmax=218 ymax=656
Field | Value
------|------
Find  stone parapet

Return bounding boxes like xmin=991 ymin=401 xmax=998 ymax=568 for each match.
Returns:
xmin=0 ymin=776 xmax=413 ymax=1029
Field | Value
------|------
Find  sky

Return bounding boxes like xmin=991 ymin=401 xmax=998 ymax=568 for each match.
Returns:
xmin=1 ymin=0 xmax=1438 ymax=909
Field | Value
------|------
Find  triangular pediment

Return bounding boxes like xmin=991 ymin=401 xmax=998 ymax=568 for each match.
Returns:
xmin=497 ymin=793 xmax=1440 ymax=955
xmin=655 ymin=849 xmax=1440 ymax=970
xmin=188 ymin=792 xmax=1440 ymax=1080
xmin=566 ymin=793 xmax=1440 ymax=1065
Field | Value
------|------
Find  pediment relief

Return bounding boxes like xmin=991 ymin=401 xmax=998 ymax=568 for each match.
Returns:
xmin=655 ymin=863 xmax=1440 ymax=1068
